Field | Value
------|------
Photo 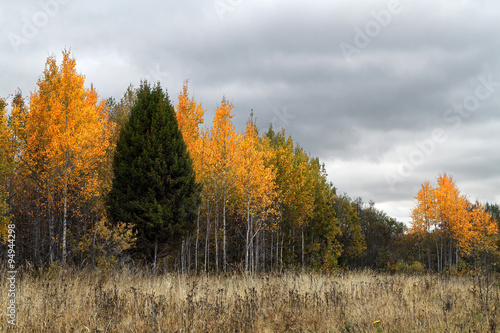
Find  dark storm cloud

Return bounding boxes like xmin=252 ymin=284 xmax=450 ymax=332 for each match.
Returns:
xmin=2 ymin=0 xmax=500 ymax=223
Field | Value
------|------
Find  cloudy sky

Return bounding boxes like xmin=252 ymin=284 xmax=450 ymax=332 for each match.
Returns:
xmin=1 ymin=0 xmax=500 ymax=223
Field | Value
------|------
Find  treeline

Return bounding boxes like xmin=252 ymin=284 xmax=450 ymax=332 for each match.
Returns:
xmin=165 ymin=82 xmax=408 ymax=273
xmin=1 ymin=50 xmax=497 ymax=274
xmin=0 ymin=50 xmax=406 ymax=273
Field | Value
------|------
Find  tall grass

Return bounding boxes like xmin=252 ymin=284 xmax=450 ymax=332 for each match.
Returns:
xmin=1 ymin=267 xmax=499 ymax=332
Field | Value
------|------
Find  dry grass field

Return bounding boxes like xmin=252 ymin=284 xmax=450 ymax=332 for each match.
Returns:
xmin=1 ymin=267 xmax=500 ymax=332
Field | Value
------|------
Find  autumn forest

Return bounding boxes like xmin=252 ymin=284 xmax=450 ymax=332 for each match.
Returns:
xmin=1 ymin=50 xmax=499 ymax=275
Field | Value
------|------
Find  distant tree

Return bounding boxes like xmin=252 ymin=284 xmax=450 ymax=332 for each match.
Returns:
xmin=107 ymin=84 xmax=136 ymax=145
xmin=467 ymin=201 xmax=497 ymax=261
xmin=410 ymin=174 xmax=498 ymax=272
xmin=355 ymin=199 xmax=405 ymax=269
xmin=410 ymin=181 xmax=436 ymax=272
xmin=486 ymin=202 xmax=500 ymax=224
xmin=306 ymin=161 xmax=341 ymax=271
xmin=264 ymin=126 xmax=314 ymax=270
xmin=334 ymin=194 xmax=365 ymax=267
xmin=106 ymin=81 xmax=200 ymax=272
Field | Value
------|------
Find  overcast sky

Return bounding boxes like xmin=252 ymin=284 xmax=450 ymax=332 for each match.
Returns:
xmin=2 ymin=0 xmax=500 ymax=223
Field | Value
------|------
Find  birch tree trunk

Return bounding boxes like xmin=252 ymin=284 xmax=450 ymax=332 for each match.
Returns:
xmin=205 ymin=199 xmax=210 ymax=273
xmin=61 ymin=178 xmax=68 ymax=265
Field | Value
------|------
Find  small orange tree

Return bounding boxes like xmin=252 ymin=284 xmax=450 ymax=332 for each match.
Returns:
xmin=410 ymin=174 xmax=498 ymax=271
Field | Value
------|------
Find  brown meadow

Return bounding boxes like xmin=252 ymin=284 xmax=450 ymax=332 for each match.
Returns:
xmin=1 ymin=268 xmax=499 ymax=332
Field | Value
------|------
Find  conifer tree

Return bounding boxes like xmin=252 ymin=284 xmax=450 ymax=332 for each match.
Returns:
xmin=107 ymin=81 xmax=200 ymax=271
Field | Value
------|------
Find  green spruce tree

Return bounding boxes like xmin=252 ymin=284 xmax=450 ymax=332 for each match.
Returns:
xmin=107 ymin=81 xmax=200 ymax=270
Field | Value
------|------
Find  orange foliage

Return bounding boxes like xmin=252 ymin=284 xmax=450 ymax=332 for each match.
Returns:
xmin=410 ymin=181 xmax=436 ymax=236
xmin=19 ymin=50 xmax=113 ymax=262
xmin=236 ymin=116 xmax=276 ymax=226
xmin=410 ymin=174 xmax=497 ymax=258
xmin=175 ymin=80 xmax=205 ymax=182
xmin=26 ymin=50 xmax=112 ymax=197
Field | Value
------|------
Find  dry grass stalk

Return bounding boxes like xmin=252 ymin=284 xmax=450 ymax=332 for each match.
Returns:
xmin=1 ymin=268 xmax=499 ymax=332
